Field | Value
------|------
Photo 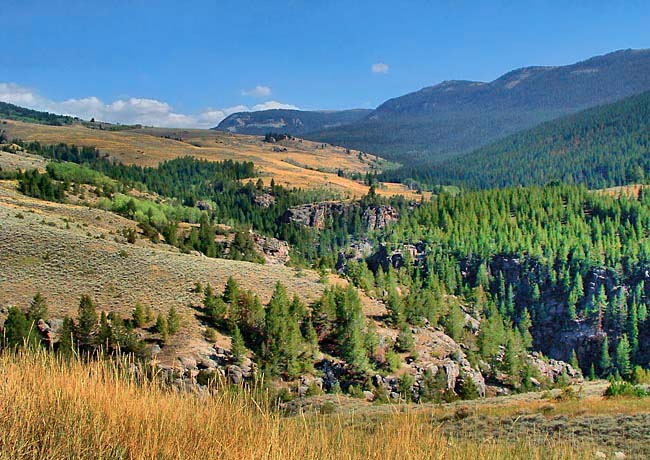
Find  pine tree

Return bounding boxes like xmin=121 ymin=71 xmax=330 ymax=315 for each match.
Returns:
xmin=395 ymin=325 xmax=415 ymax=353
xmin=502 ymin=335 xmax=522 ymax=387
xmin=223 ymin=276 xmax=240 ymax=305
xmin=589 ymin=363 xmax=597 ymax=380
xmin=263 ymin=282 xmax=290 ymax=376
xmin=476 ymin=262 xmax=489 ymax=289
xmin=504 ymin=284 xmax=515 ymax=318
xmin=145 ymin=304 xmax=154 ymax=322
xmin=443 ymin=304 xmax=465 ymax=341
xmin=56 ymin=316 xmax=76 ymax=355
xmin=615 ymin=334 xmax=632 ymax=379
xmin=167 ymin=306 xmax=180 ymax=335
xmin=3 ymin=307 xmax=31 ymax=348
xmin=456 ymin=372 xmax=480 ymax=400
xmin=230 ymin=325 xmax=246 ymax=364
xmin=599 ymin=335 xmax=612 ymax=376
xmin=77 ymin=295 xmax=98 ymax=348
xmin=567 ymin=272 xmax=584 ymax=320
xmin=335 ymin=285 xmax=368 ymax=369
xmin=364 ymin=320 xmax=379 ymax=359
xmin=627 ymin=301 xmax=639 ymax=357
xmin=26 ymin=292 xmax=48 ymax=323
xmin=132 ymin=303 xmax=146 ymax=328
xmin=155 ymin=313 xmax=169 ymax=343
xmin=303 ymin=319 xmax=320 ymax=364
xmin=518 ymin=308 xmax=533 ymax=349
xmin=594 ymin=286 xmax=607 ymax=332
xmin=386 ymin=287 xmax=403 ymax=326
xmin=97 ymin=311 xmax=113 ymax=350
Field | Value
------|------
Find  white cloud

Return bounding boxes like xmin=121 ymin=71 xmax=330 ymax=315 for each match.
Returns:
xmin=241 ymin=85 xmax=272 ymax=97
xmin=0 ymin=82 xmax=299 ymax=128
xmin=371 ymin=62 xmax=389 ymax=74
xmin=252 ymin=100 xmax=299 ymax=111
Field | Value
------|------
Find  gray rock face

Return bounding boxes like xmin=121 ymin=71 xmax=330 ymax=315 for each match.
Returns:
xmin=282 ymin=203 xmax=399 ymax=232
xmin=361 ymin=205 xmax=400 ymax=231
xmin=253 ymin=234 xmax=290 ymax=265
xmin=254 ymin=193 xmax=276 ymax=208
xmin=529 ymin=352 xmax=583 ymax=383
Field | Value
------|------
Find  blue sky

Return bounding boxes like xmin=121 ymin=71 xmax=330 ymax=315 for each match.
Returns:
xmin=1 ymin=0 xmax=650 ymax=127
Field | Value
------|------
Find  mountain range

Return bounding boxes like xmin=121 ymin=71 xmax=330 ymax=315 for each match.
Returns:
xmin=215 ymin=49 xmax=650 ymax=167
xmin=418 ymin=89 xmax=650 ymax=189
xmin=216 ymin=108 xmax=372 ymax=136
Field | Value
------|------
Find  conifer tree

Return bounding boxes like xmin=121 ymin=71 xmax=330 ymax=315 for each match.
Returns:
xmin=3 ymin=307 xmax=31 ymax=348
xmin=303 ymin=319 xmax=320 ymax=365
xmin=476 ymin=262 xmax=489 ymax=289
xmin=97 ymin=311 xmax=113 ymax=350
xmin=77 ymin=295 xmax=98 ymax=348
xmin=223 ymin=276 xmax=240 ymax=306
xmin=156 ymin=313 xmax=169 ymax=343
xmin=396 ymin=325 xmax=415 ymax=353
xmin=615 ymin=334 xmax=632 ymax=379
xmin=627 ymin=301 xmax=639 ymax=356
xmin=132 ymin=303 xmax=146 ymax=328
xmin=263 ymin=282 xmax=290 ymax=376
xmin=58 ymin=316 xmax=76 ymax=355
xmin=364 ymin=319 xmax=379 ymax=359
xmin=167 ymin=306 xmax=180 ymax=335
xmin=26 ymin=292 xmax=48 ymax=323
xmin=230 ymin=325 xmax=246 ymax=365
xmin=518 ymin=308 xmax=533 ymax=349
xmin=138 ymin=303 xmax=150 ymax=322
xmin=335 ymin=285 xmax=368 ymax=369
xmin=599 ymin=335 xmax=612 ymax=376
xmin=589 ymin=363 xmax=597 ymax=380
xmin=456 ymin=372 xmax=480 ymax=400
xmin=387 ymin=286 xmax=403 ymax=326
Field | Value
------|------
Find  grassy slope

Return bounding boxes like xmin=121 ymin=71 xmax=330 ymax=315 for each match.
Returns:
xmin=0 ymin=351 xmax=597 ymax=460
xmin=0 ymin=179 xmax=327 ymax=361
xmin=0 ymin=175 xmax=388 ymax=363
xmin=1 ymin=120 xmax=419 ymax=199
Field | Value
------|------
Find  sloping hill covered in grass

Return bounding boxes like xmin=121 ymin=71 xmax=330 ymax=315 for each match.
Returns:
xmin=1 ymin=119 xmax=417 ymax=199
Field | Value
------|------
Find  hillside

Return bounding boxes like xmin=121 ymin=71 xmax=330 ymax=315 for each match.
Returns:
xmin=0 ymin=177 xmax=328 ymax=363
xmin=0 ymin=119 xmax=418 ymax=199
xmin=0 ymin=101 xmax=77 ymax=126
xmin=307 ymin=49 xmax=650 ymax=166
xmin=215 ymin=108 xmax=372 ymax=136
xmin=421 ymin=89 xmax=650 ymax=189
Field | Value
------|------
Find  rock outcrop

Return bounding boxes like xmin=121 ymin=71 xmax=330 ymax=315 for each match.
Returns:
xmin=282 ymin=203 xmax=399 ymax=232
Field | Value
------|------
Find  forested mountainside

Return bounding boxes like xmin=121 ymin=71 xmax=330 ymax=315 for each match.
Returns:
xmin=399 ymin=89 xmax=650 ymax=189
xmin=215 ymin=109 xmax=372 ymax=136
xmin=360 ymin=185 xmax=650 ymax=379
xmin=307 ymin=49 xmax=650 ymax=167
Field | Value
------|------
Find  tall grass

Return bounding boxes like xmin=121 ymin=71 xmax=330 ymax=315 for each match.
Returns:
xmin=0 ymin=351 xmax=589 ymax=460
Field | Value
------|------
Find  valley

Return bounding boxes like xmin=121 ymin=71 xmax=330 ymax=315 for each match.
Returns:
xmin=3 ymin=11 xmax=650 ymax=456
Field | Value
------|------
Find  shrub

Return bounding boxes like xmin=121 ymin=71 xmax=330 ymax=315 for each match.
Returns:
xmin=605 ymin=381 xmax=650 ymax=398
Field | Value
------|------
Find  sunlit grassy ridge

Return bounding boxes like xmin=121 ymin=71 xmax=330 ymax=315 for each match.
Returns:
xmin=0 ymin=351 xmax=593 ymax=460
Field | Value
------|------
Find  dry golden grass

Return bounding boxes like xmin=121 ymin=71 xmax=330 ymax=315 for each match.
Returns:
xmin=598 ymin=184 xmax=645 ymax=198
xmin=0 ymin=351 xmax=592 ymax=460
xmin=2 ymin=120 xmax=421 ymax=199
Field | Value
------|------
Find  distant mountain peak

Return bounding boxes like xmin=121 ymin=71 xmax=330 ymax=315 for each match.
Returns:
xmin=306 ymin=48 xmax=650 ymax=166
